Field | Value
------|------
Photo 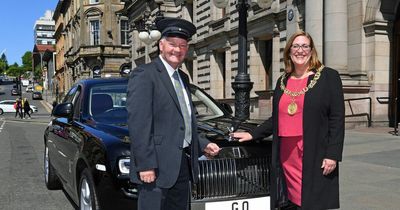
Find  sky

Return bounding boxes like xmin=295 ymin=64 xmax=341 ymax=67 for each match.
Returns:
xmin=0 ymin=1 xmax=58 ymax=65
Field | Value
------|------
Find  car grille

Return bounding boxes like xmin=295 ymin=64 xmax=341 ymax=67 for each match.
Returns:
xmin=192 ymin=156 xmax=271 ymax=200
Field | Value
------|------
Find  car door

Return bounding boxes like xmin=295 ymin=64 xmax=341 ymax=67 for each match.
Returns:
xmin=61 ymin=86 xmax=84 ymax=193
xmin=4 ymin=101 xmax=15 ymax=112
xmin=49 ymin=86 xmax=80 ymax=188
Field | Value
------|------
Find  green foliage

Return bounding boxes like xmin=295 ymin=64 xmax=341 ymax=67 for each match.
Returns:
xmin=34 ymin=64 xmax=42 ymax=81
xmin=21 ymin=51 xmax=32 ymax=72
xmin=0 ymin=53 xmax=8 ymax=73
xmin=6 ymin=63 xmax=22 ymax=77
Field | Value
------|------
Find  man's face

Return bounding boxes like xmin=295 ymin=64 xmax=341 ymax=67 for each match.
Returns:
xmin=159 ymin=37 xmax=189 ymax=69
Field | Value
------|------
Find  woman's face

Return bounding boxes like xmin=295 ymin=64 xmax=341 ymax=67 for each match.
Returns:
xmin=290 ymin=35 xmax=312 ymax=67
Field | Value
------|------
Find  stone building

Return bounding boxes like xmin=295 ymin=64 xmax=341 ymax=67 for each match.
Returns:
xmin=120 ymin=0 xmax=400 ymax=128
xmin=32 ymin=10 xmax=56 ymax=95
xmin=53 ymin=0 xmax=131 ymax=99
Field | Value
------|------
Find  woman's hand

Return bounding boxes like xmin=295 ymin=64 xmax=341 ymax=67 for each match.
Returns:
xmin=321 ymin=158 xmax=337 ymax=175
xmin=230 ymin=132 xmax=253 ymax=142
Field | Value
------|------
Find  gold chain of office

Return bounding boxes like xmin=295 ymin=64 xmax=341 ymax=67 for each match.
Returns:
xmin=280 ymin=65 xmax=325 ymax=97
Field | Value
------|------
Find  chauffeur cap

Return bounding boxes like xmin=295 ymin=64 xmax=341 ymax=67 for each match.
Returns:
xmin=156 ymin=17 xmax=196 ymax=41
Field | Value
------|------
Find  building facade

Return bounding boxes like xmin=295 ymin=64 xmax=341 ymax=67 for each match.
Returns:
xmin=34 ymin=10 xmax=56 ymax=45
xmin=119 ymin=0 xmax=400 ymax=127
xmin=53 ymin=0 xmax=131 ymax=100
xmin=32 ymin=10 xmax=56 ymax=96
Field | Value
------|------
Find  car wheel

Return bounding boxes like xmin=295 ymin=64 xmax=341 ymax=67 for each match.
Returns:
xmin=0 ymin=108 xmax=3 ymax=115
xmin=79 ymin=168 xmax=100 ymax=210
xmin=44 ymin=143 xmax=62 ymax=190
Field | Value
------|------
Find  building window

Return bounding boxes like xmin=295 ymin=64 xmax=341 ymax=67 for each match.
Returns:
xmin=90 ymin=20 xmax=100 ymax=45
xmin=90 ymin=0 xmax=99 ymax=4
xmin=120 ymin=19 xmax=129 ymax=45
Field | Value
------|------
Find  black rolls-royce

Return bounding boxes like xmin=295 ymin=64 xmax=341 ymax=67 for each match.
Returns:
xmin=44 ymin=77 xmax=272 ymax=210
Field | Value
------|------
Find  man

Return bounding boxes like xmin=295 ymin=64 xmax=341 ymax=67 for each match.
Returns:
xmin=127 ymin=17 xmax=220 ymax=210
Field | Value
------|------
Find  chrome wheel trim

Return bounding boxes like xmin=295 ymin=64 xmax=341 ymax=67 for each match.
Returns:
xmin=44 ymin=146 xmax=49 ymax=184
xmin=80 ymin=178 xmax=92 ymax=210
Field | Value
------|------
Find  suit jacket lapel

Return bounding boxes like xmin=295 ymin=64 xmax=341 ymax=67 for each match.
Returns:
xmin=154 ymin=57 xmax=182 ymax=112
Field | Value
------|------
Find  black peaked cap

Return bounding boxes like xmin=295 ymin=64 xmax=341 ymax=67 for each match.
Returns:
xmin=156 ymin=17 xmax=196 ymax=40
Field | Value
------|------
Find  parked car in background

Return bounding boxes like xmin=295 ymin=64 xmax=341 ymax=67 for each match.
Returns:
xmin=44 ymin=77 xmax=272 ymax=210
xmin=11 ymin=88 xmax=20 ymax=96
xmin=32 ymin=91 xmax=42 ymax=100
xmin=0 ymin=100 xmax=38 ymax=115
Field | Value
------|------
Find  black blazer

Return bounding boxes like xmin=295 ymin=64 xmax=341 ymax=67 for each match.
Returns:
xmin=250 ymin=67 xmax=345 ymax=210
xmin=127 ymin=57 xmax=208 ymax=188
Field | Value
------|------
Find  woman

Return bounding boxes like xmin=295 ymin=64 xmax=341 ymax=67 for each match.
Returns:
xmin=14 ymin=98 xmax=23 ymax=119
xmin=231 ymin=31 xmax=344 ymax=210
xmin=23 ymin=98 xmax=32 ymax=119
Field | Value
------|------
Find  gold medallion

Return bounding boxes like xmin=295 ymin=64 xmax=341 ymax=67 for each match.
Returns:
xmin=287 ymin=101 xmax=297 ymax=116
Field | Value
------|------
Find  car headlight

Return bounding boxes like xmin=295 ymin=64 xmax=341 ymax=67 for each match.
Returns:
xmin=118 ymin=158 xmax=130 ymax=175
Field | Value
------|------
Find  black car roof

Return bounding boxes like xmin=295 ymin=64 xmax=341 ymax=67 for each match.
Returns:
xmin=77 ymin=77 xmax=129 ymax=87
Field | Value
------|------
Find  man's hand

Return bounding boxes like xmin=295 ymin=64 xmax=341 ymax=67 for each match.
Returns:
xmin=204 ymin=143 xmax=220 ymax=157
xmin=321 ymin=158 xmax=337 ymax=175
xmin=139 ymin=169 xmax=156 ymax=183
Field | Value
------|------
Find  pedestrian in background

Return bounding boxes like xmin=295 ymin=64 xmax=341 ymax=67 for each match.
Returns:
xmin=127 ymin=17 xmax=220 ymax=210
xmin=231 ymin=30 xmax=345 ymax=210
xmin=14 ymin=98 xmax=23 ymax=119
xmin=23 ymin=98 xmax=31 ymax=119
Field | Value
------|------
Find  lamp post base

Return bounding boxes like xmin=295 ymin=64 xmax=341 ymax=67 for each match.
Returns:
xmin=232 ymin=78 xmax=253 ymax=121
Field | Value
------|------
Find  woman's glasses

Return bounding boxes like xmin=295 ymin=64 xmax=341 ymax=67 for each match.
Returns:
xmin=291 ymin=44 xmax=311 ymax=52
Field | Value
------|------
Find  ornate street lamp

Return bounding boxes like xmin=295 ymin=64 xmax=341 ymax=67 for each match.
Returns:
xmin=135 ymin=0 xmax=164 ymax=62
xmin=213 ymin=0 xmax=272 ymax=121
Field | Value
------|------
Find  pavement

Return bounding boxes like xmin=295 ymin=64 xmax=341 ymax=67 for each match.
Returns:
xmin=340 ymin=126 xmax=400 ymax=209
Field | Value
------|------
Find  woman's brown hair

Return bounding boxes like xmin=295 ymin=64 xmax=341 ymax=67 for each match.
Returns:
xmin=283 ymin=30 xmax=322 ymax=73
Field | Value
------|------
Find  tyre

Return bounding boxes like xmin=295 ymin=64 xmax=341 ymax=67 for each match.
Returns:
xmin=0 ymin=108 xmax=3 ymax=115
xmin=79 ymin=168 xmax=100 ymax=210
xmin=44 ymin=143 xmax=62 ymax=190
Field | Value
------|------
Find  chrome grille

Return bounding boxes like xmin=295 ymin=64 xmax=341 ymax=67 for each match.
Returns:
xmin=192 ymin=157 xmax=271 ymax=200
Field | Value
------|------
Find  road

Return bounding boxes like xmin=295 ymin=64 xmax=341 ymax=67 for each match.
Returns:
xmin=0 ymin=82 xmax=74 ymax=210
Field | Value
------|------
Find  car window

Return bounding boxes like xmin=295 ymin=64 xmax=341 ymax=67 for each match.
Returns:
xmin=63 ymin=86 xmax=78 ymax=103
xmin=89 ymin=83 xmax=127 ymax=124
xmin=191 ymin=88 xmax=224 ymax=121
xmin=72 ymin=87 xmax=82 ymax=120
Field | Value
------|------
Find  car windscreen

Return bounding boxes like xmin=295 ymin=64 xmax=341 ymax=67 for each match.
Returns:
xmin=90 ymin=83 xmax=128 ymax=124
xmin=89 ymin=83 xmax=225 ymax=124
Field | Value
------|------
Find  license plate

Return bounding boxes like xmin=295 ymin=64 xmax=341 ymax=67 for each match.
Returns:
xmin=205 ymin=196 xmax=270 ymax=210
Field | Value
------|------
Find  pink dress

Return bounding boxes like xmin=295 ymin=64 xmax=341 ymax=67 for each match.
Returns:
xmin=278 ymin=76 xmax=308 ymax=206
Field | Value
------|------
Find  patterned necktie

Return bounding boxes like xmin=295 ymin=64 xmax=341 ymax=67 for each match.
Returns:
xmin=172 ymin=71 xmax=192 ymax=147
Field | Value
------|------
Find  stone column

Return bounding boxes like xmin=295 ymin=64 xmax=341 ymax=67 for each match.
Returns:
xmin=324 ymin=0 xmax=348 ymax=74
xmin=272 ymin=25 xmax=281 ymax=89
xmin=305 ymin=0 xmax=323 ymax=60
xmin=225 ymin=45 xmax=233 ymax=98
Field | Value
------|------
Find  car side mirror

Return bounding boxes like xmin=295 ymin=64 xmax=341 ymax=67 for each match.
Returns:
xmin=221 ymin=103 xmax=233 ymax=115
xmin=52 ymin=102 xmax=73 ymax=120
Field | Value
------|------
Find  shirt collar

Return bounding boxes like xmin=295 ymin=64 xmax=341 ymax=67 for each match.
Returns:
xmin=159 ymin=55 xmax=178 ymax=78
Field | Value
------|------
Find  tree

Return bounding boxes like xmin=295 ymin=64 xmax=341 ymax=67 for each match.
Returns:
xmin=0 ymin=53 xmax=8 ymax=74
xmin=6 ymin=62 xmax=23 ymax=77
xmin=21 ymin=51 xmax=32 ymax=72
xmin=20 ymin=51 xmax=33 ymax=78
